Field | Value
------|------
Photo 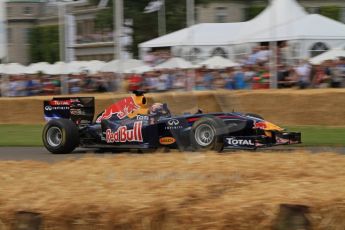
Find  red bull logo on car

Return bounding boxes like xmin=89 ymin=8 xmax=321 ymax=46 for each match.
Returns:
xmin=254 ymin=121 xmax=267 ymax=129
xmin=254 ymin=121 xmax=284 ymax=131
xmin=106 ymin=121 xmax=143 ymax=143
xmin=96 ymin=97 xmax=140 ymax=123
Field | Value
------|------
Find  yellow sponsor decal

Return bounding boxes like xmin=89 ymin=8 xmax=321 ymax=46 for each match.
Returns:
xmin=159 ymin=137 xmax=176 ymax=145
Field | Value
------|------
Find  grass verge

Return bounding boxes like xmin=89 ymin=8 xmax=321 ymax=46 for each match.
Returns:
xmin=0 ymin=124 xmax=344 ymax=147
xmin=286 ymin=125 xmax=345 ymax=147
xmin=0 ymin=124 xmax=43 ymax=146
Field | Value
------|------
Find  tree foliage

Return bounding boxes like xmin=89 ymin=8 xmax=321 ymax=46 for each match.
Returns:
xmin=29 ymin=25 xmax=60 ymax=64
xmin=91 ymin=0 xmax=269 ymax=57
xmin=244 ymin=5 xmax=265 ymax=20
xmin=93 ymin=0 xmax=188 ymax=58
xmin=319 ymin=6 xmax=341 ymax=21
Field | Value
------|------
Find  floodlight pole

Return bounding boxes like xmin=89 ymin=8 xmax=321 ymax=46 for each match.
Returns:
xmin=269 ymin=0 xmax=278 ymax=89
xmin=186 ymin=0 xmax=195 ymax=90
xmin=186 ymin=0 xmax=195 ymax=27
xmin=0 ymin=0 xmax=9 ymax=97
xmin=158 ymin=0 xmax=166 ymax=36
xmin=114 ymin=0 xmax=124 ymax=92
xmin=58 ymin=3 xmax=66 ymax=62
xmin=114 ymin=0 xmax=123 ymax=60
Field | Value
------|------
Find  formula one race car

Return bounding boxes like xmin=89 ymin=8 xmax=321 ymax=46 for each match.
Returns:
xmin=42 ymin=91 xmax=301 ymax=154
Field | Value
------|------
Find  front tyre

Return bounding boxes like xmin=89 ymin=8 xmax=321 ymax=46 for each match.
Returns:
xmin=42 ymin=119 xmax=79 ymax=154
xmin=190 ymin=116 xmax=227 ymax=152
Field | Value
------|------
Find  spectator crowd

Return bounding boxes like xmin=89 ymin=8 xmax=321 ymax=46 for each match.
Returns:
xmin=1 ymin=45 xmax=345 ymax=97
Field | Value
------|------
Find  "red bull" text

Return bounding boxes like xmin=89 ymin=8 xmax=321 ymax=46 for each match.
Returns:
xmin=106 ymin=121 xmax=143 ymax=143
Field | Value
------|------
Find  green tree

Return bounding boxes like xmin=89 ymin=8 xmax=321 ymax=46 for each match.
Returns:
xmin=319 ymin=6 xmax=341 ymax=21
xmin=92 ymin=0 xmax=267 ymax=57
xmin=29 ymin=25 xmax=59 ymax=63
xmin=245 ymin=5 xmax=265 ymax=20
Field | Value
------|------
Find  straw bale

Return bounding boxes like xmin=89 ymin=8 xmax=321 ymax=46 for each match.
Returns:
xmin=1 ymin=89 xmax=345 ymax=125
xmin=0 ymin=152 xmax=345 ymax=229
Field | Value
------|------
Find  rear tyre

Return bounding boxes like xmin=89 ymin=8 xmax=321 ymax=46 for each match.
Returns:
xmin=190 ymin=116 xmax=227 ymax=152
xmin=42 ymin=119 xmax=79 ymax=154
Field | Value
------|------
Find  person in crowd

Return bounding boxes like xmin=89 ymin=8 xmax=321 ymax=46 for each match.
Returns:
xmin=173 ymin=71 xmax=187 ymax=91
xmin=82 ymin=75 xmax=97 ymax=93
xmin=243 ymin=65 xmax=256 ymax=89
xmin=157 ymin=70 xmax=169 ymax=92
xmin=42 ymin=76 xmax=57 ymax=95
xmin=224 ymin=68 xmax=235 ymax=90
xmin=202 ymin=69 xmax=214 ymax=90
xmin=246 ymin=46 xmax=260 ymax=65
xmin=128 ymin=72 xmax=143 ymax=91
xmin=311 ymin=64 xmax=330 ymax=88
xmin=213 ymin=71 xmax=226 ymax=89
xmin=26 ymin=74 xmax=42 ymax=96
xmin=331 ymin=57 xmax=345 ymax=88
xmin=233 ymin=66 xmax=246 ymax=89
xmin=277 ymin=64 xmax=293 ymax=88
xmin=295 ymin=59 xmax=311 ymax=89
xmin=256 ymin=45 xmax=271 ymax=64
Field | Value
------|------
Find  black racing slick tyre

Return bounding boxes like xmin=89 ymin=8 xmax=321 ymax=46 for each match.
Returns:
xmin=190 ymin=116 xmax=227 ymax=152
xmin=42 ymin=119 xmax=79 ymax=154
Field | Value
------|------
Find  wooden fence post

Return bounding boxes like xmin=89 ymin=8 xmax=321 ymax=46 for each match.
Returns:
xmin=272 ymin=204 xmax=311 ymax=230
xmin=12 ymin=211 xmax=42 ymax=230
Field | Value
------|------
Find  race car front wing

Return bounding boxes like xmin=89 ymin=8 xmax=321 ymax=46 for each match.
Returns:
xmin=223 ymin=132 xmax=301 ymax=150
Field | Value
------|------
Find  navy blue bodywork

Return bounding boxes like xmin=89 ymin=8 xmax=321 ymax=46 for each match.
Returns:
xmin=44 ymin=96 xmax=301 ymax=152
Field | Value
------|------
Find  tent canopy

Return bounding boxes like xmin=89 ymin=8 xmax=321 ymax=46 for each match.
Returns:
xmin=124 ymin=65 xmax=153 ymax=74
xmin=25 ymin=62 xmax=52 ymax=74
xmin=197 ymin=56 xmax=239 ymax=69
xmin=232 ymin=0 xmax=307 ymax=43
xmin=1 ymin=63 xmax=27 ymax=75
xmin=139 ymin=23 xmax=244 ymax=48
xmin=154 ymin=57 xmax=194 ymax=69
xmin=140 ymin=0 xmax=345 ymax=51
xmin=309 ymin=48 xmax=345 ymax=65
xmin=100 ymin=59 xmax=145 ymax=73
xmin=234 ymin=14 xmax=345 ymax=43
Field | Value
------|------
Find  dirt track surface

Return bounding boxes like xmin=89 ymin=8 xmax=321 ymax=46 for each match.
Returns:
xmin=1 ymin=89 xmax=345 ymax=125
xmin=0 ymin=151 xmax=345 ymax=229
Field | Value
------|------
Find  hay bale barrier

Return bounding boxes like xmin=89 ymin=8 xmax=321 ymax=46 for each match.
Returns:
xmin=0 ymin=152 xmax=345 ymax=229
xmin=1 ymin=89 xmax=345 ymax=125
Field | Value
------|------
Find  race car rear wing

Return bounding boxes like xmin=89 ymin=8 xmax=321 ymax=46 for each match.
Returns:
xmin=43 ymin=97 xmax=95 ymax=126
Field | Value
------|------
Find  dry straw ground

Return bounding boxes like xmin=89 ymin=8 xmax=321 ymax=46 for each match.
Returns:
xmin=1 ymin=89 xmax=345 ymax=125
xmin=0 ymin=151 xmax=345 ymax=229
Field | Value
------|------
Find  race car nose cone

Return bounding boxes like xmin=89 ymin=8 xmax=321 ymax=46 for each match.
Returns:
xmin=254 ymin=121 xmax=284 ymax=131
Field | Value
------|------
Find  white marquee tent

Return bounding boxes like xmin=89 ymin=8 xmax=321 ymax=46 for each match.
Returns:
xmin=24 ymin=62 xmax=52 ymax=75
xmin=139 ymin=0 xmax=345 ymax=60
xmin=100 ymin=59 xmax=145 ymax=73
xmin=1 ymin=63 xmax=27 ymax=75
xmin=124 ymin=65 xmax=153 ymax=74
xmin=154 ymin=57 xmax=194 ymax=70
xmin=234 ymin=14 xmax=345 ymax=43
xmin=309 ymin=48 xmax=345 ymax=65
xmin=140 ymin=23 xmax=244 ymax=48
xmin=232 ymin=0 xmax=307 ymax=44
xmin=197 ymin=56 xmax=239 ymax=69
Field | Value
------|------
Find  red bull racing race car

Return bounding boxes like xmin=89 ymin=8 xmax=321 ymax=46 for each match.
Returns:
xmin=42 ymin=91 xmax=301 ymax=154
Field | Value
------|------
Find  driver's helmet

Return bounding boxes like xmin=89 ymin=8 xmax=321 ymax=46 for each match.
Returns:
xmin=149 ymin=103 xmax=171 ymax=117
